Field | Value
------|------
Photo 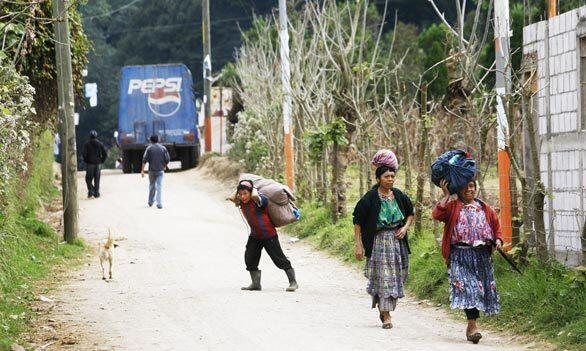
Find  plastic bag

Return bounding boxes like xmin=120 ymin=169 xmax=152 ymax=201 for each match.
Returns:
xmin=431 ymin=150 xmax=476 ymax=194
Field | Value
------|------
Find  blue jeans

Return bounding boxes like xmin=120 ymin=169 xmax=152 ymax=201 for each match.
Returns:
xmin=148 ymin=171 xmax=164 ymax=207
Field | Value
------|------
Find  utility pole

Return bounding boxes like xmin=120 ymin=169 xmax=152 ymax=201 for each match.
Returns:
xmin=279 ymin=0 xmax=295 ymax=191
xmin=202 ymin=0 xmax=212 ymax=152
xmin=549 ymin=0 xmax=557 ymax=18
xmin=494 ymin=0 xmax=512 ymax=248
xmin=52 ymin=0 xmax=78 ymax=243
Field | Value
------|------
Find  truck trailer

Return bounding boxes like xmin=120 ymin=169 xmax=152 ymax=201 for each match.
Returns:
xmin=118 ymin=64 xmax=200 ymax=173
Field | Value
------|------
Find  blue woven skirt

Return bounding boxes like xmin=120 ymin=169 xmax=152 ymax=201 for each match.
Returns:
xmin=449 ymin=245 xmax=500 ymax=316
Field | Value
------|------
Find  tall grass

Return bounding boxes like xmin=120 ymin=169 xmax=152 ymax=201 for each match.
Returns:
xmin=0 ymin=133 xmax=84 ymax=349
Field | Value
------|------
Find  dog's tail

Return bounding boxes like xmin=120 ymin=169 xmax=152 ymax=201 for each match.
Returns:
xmin=105 ymin=229 xmax=114 ymax=249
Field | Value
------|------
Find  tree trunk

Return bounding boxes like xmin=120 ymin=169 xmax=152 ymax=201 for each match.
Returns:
xmin=397 ymin=113 xmax=412 ymax=191
xmin=414 ymin=83 xmax=430 ymax=238
xmin=525 ymin=90 xmax=549 ymax=263
xmin=331 ymin=141 xmax=339 ymax=224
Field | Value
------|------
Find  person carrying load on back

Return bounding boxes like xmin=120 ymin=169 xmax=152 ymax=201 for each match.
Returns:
xmin=230 ymin=179 xmax=298 ymax=292
xmin=431 ymin=150 xmax=503 ymax=344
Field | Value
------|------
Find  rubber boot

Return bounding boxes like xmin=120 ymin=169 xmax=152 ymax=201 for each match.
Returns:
xmin=285 ymin=268 xmax=298 ymax=292
xmin=241 ymin=270 xmax=262 ymax=291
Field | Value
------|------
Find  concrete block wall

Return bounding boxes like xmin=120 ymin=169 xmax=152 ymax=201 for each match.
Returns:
xmin=523 ymin=7 xmax=585 ymax=266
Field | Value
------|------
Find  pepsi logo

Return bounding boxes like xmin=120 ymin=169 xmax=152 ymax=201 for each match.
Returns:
xmin=148 ymin=88 xmax=181 ymax=117
xmin=127 ymin=77 xmax=183 ymax=118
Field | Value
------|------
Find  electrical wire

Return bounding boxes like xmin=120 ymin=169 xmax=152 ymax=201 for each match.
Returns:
xmin=84 ymin=0 xmax=146 ymax=20
xmin=106 ymin=15 xmax=252 ymax=35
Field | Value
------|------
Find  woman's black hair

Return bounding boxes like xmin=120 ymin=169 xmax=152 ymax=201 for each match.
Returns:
xmin=375 ymin=165 xmax=397 ymax=179
xmin=237 ymin=179 xmax=254 ymax=192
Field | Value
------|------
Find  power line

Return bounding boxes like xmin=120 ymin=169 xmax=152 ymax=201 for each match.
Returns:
xmin=85 ymin=0 xmax=145 ymax=20
xmin=107 ymin=15 xmax=252 ymax=35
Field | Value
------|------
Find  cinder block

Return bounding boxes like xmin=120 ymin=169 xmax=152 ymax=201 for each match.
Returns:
xmin=539 ymin=116 xmax=547 ymax=135
xmin=570 ymin=71 xmax=577 ymax=90
xmin=569 ymin=112 xmax=578 ymax=130
xmin=538 ymin=42 xmax=546 ymax=59
xmin=538 ymin=22 xmax=546 ymax=41
xmin=551 ymin=18 xmax=559 ymax=36
xmin=568 ymin=90 xmax=578 ymax=111
xmin=568 ymin=9 xmax=578 ymax=30
xmin=569 ymin=32 xmax=577 ymax=51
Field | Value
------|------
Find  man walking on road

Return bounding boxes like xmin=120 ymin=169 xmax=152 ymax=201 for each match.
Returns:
xmin=231 ymin=180 xmax=298 ymax=292
xmin=82 ymin=130 xmax=108 ymax=198
xmin=141 ymin=134 xmax=170 ymax=209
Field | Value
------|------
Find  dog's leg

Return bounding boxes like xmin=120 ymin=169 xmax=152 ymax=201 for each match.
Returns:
xmin=100 ymin=259 xmax=106 ymax=280
xmin=108 ymin=255 xmax=113 ymax=279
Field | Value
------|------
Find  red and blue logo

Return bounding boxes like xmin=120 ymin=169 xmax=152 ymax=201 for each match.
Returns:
xmin=127 ymin=77 xmax=182 ymax=118
xmin=148 ymin=88 xmax=181 ymax=117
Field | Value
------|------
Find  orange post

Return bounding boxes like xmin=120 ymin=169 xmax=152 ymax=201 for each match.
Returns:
xmin=498 ymin=149 xmax=513 ymax=249
xmin=549 ymin=0 xmax=557 ymax=19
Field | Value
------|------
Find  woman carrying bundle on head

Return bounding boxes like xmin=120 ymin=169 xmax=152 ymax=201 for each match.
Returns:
xmin=432 ymin=153 xmax=503 ymax=344
xmin=352 ymin=150 xmax=414 ymax=329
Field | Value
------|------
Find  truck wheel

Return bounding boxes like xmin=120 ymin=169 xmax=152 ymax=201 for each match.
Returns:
xmin=122 ymin=150 xmax=132 ymax=174
xmin=180 ymin=148 xmax=190 ymax=170
xmin=132 ymin=151 xmax=142 ymax=173
xmin=192 ymin=144 xmax=200 ymax=167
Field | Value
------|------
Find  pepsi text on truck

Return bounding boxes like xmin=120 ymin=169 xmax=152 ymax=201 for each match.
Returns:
xmin=118 ymin=64 xmax=200 ymax=173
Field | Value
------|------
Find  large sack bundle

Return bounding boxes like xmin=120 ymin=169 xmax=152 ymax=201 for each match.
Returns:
xmin=431 ymin=150 xmax=476 ymax=194
xmin=239 ymin=173 xmax=299 ymax=227
xmin=371 ymin=149 xmax=399 ymax=170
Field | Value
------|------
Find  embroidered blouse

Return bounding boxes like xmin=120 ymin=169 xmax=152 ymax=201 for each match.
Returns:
xmin=376 ymin=192 xmax=405 ymax=230
xmin=451 ymin=200 xmax=495 ymax=246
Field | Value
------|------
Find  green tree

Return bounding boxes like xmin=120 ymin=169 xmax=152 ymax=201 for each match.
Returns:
xmin=418 ymin=23 xmax=449 ymax=98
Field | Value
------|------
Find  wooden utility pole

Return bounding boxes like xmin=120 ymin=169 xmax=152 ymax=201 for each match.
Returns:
xmin=494 ymin=0 xmax=513 ymax=248
xmin=202 ymin=0 xmax=212 ymax=152
xmin=549 ymin=0 xmax=557 ymax=18
xmin=279 ymin=0 xmax=295 ymax=191
xmin=52 ymin=0 xmax=78 ymax=243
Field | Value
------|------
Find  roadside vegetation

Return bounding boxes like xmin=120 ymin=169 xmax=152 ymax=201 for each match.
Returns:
xmin=0 ymin=133 xmax=85 ymax=349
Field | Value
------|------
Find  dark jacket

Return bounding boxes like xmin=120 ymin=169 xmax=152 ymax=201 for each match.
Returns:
xmin=432 ymin=198 xmax=503 ymax=265
xmin=82 ymin=139 xmax=107 ymax=165
xmin=353 ymin=186 xmax=414 ymax=258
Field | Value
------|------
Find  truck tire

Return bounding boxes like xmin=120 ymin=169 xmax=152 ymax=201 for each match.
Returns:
xmin=180 ymin=148 xmax=190 ymax=170
xmin=132 ymin=151 xmax=142 ymax=173
xmin=122 ymin=150 xmax=132 ymax=174
xmin=180 ymin=146 xmax=198 ymax=170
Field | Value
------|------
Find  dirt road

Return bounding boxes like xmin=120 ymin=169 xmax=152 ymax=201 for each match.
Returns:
xmin=44 ymin=168 xmax=538 ymax=351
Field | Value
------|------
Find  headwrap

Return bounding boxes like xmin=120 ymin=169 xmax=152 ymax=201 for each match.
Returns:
xmin=371 ymin=149 xmax=398 ymax=170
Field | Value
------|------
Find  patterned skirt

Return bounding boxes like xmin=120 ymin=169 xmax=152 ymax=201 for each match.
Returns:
xmin=364 ymin=229 xmax=409 ymax=311
xmin=449 ymin=245 xmax=500 ymax=315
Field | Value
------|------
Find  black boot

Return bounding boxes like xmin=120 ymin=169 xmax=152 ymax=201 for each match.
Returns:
xmin=241 ymin=270 xmax=261 ymax=291
xmin=285 ymin=268 xmax=298 ymax=292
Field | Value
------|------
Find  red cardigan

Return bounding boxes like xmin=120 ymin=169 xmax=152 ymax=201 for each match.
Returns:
xmin=432 ymin=198 xmax=503 ymax=265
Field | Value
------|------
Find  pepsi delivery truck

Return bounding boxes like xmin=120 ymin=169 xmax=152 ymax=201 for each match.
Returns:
xmin=118 ymin=64 xmax=200 ymax=173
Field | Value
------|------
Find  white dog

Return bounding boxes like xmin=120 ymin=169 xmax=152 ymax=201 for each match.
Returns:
xmin=98 ymin=229 xmax=118 ymax=280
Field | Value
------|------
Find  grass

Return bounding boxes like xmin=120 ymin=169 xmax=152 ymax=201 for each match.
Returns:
xmin=0 ymin=132 xmax=85 ymax=350
xmin=286 ymin=200 xmax=586 ymax=350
